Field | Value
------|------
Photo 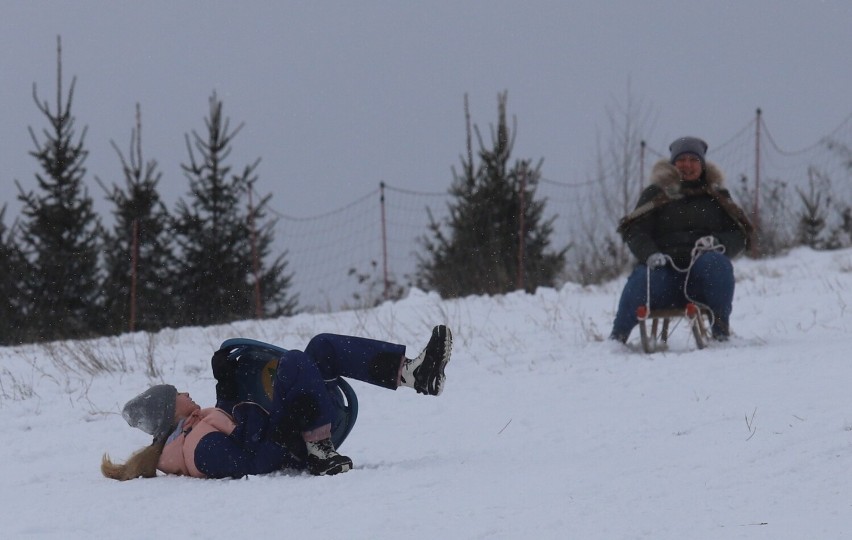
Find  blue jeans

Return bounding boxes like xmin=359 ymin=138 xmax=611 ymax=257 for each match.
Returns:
xmin=611 ymin=251 xmax=735 ymax=340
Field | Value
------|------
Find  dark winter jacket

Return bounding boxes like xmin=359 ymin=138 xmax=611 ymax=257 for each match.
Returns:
xmin=617 ymin=160 xmax=753 ymax=268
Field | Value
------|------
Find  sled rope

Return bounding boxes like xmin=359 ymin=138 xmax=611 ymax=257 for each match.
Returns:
xmin=643 ymin=241 xmax=726 ymax=330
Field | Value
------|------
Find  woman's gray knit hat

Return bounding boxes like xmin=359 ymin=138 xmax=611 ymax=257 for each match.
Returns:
xmin=669 ymin=136 xmax=708 ymax=166
xmin=122 ymin=384 xmax=178 ymax=440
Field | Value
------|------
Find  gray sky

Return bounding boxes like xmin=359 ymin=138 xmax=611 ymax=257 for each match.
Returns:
xmin=2 ymin=0 xmax=851 ymax=221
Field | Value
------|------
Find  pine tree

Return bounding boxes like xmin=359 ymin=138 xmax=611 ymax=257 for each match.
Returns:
xmin=417 ymin=92 xmax=566 ymax=297
xmin=99 ymin=104 xmax=177 ymax=334
xmin=0 ymin=209 xmax=27 ymax=345
xmin=15 ymin=37 xmax=102 ymax=342
xmin=172 ymin=92 xmax=297 ymax=327
xmin=794 ymin=167 xmax=828 ymax=249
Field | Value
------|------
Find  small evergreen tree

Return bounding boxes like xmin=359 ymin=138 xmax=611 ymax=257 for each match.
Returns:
xmin=0 ymin=209 xmax=27 ymax=345
xmin=417 ymin=92 xmax=566 ymax=297
xmin=172 ymin=92 xmax=296 ymax=326
xmin=99 ymin=104 xmax=177 ymax=334
xmin=794 ymin=167 xmax=828 ymax=249
xmin=15 ymin=37 xmax=102 ymax=342
xmin=825 ymin=206 xmax=852 ymax=249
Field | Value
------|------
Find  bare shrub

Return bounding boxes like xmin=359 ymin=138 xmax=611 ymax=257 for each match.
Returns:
xmin=36 ymin=332 xmax=164 ymax=379
xmin=40 ymin=339 xmax=129 ymax=377
xmin=565 ymin=83 xmax=656 ymax=284
xmin=0 ymin=367 xmax=35 ymax=401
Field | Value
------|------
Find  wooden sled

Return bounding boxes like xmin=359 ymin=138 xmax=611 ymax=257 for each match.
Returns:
xmin=213 ymin=338 xmax=359 ymax=449
xmin=635 ymin=303 xmax=711 ymax=354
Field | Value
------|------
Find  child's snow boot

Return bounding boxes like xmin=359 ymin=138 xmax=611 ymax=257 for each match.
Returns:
xmin=305 ymin=438 xmax=352 ymax=476
xmin=400 ymin=325 xmax=453 ymax=396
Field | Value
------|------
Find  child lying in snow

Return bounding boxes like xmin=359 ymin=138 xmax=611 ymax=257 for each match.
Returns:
xmin=102 ymin=326 xmax=452 ymax=479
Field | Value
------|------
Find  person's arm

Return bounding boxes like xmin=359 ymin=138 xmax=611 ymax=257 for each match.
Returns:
xmin=620 ymin=186 xmax=663 ymax=263
xmin=714 ymin=229 xmax=746 ymax=258
xmin=712 ymin=190 xmax=750 ymax=258
xmin=229 ymin=402 xmax=271 ymax=443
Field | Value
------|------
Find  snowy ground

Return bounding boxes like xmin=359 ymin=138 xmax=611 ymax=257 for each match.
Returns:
xmin=1 ymin=247 xmax=851 ymax=539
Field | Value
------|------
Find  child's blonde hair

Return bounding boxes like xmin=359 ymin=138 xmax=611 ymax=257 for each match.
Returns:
xmin=101 ymin=440 xmax=166 ymax=481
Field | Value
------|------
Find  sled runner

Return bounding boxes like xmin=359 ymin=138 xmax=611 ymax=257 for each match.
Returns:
xmin=635 ymin=303 xmax=711 ymax=353
xmin=212 ymin=338 xmax=359 ymax=449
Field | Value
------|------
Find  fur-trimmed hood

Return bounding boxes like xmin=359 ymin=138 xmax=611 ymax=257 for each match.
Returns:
xmin=649 ymin=159 xmax=725 ymax=197
xmin=618 ymin=158 xmax=753 ymax=243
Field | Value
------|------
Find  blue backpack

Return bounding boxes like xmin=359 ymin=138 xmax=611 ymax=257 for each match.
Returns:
xmin=211 ymin=338 xmax=359 ymax=449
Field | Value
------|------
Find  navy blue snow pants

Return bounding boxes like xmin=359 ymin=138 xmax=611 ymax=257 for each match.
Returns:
xmin=266 ymin=333 xmax=406 ymax=436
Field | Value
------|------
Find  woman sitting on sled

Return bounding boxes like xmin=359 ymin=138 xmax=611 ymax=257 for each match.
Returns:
xmin=102 ymin=326 xmax=452 ymax=479
xmin=609 ymin=137 xmax=753 ymax=344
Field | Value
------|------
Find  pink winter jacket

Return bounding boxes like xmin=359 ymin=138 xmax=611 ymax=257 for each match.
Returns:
xmin=158 ymin=408 xmax=236 ymax=478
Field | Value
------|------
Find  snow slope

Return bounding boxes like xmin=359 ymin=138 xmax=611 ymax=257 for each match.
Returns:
xmin=1 ymin=247 xmax=851 ymax=539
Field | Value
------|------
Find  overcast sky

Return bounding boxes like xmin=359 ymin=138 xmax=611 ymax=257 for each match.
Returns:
xmin=2 ymin=1 xmax=851 ymax=222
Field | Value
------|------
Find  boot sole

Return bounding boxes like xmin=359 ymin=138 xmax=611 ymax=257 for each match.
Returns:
xmin=309 ymin=457 xmax=353 ymax=476
xmin=416 ymin=325 xmax=453 ymax=396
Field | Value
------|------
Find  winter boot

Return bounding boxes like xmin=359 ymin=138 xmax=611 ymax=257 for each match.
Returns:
xmin=400 ymin=325 xmax=453 ymax=396
xmin=711 ymin=317 xmax=730 ymax=342
xmin=305 ymin=438 xmax=353 ymax=476
xmin=608 ymin=331 xmax=628 ymax=344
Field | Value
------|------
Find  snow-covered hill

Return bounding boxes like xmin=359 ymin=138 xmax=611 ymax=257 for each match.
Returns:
xmin=1 ymin=247 xmax=851 ymax=539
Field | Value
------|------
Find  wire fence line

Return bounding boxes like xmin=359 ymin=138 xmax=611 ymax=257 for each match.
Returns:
xmin=262 ymin=111 xmax=852 ymax=313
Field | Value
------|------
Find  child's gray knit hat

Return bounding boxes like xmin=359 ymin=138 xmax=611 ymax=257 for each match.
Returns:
xmin=121 ymin=384 xmax=177 ymax=440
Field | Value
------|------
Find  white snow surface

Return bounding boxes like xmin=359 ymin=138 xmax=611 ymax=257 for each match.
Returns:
xmin=1 ymin=247 xmax=851 ymax=539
